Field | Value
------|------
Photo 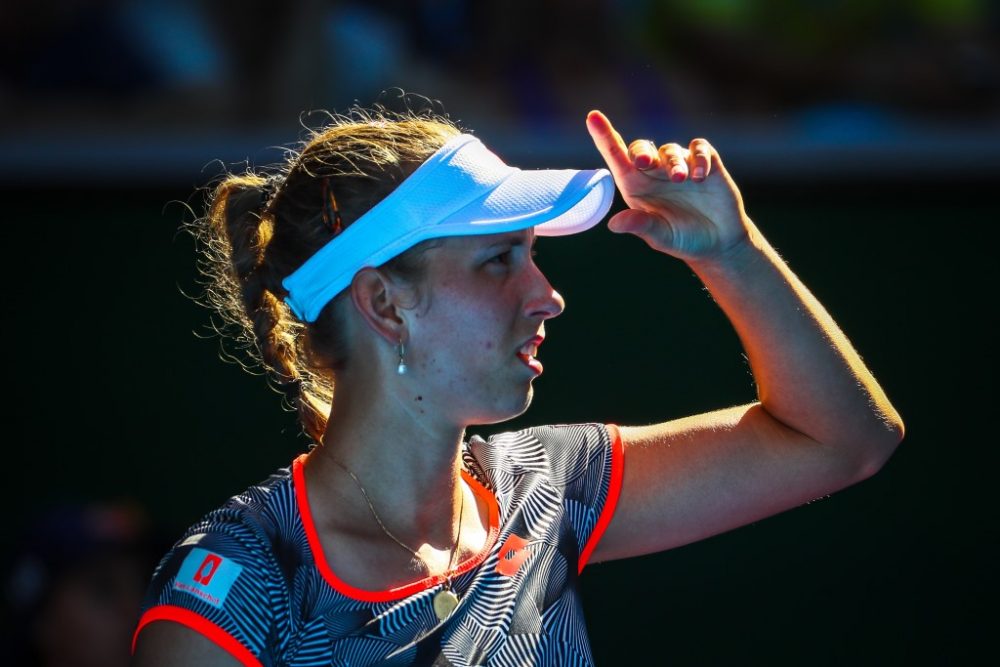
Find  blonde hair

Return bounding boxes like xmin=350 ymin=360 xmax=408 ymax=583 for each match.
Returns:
xmin=184 ymin=107 xmax=463 ymax=444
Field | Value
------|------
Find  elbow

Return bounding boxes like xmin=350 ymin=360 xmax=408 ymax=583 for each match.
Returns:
xmin=855 ymin=410 xmax=906 ymax=480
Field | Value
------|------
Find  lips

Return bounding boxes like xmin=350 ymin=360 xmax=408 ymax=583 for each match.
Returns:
xmin=516 ymin=335 xmax=545 ymax=357
xmin=515 ymin=335 xmax=545 ymax=375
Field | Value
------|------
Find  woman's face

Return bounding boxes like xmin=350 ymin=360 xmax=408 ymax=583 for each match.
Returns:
xmin=404 ymin=227 xmax=565 ymax=425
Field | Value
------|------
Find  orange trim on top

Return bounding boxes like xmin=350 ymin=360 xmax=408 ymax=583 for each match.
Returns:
xmin=292 ymin=453 xmax=500 ymax=603
xmin=578 ymin=423 xmax=625 ymax=574
xmin=131 ymin=604 xmax=262 ymax=667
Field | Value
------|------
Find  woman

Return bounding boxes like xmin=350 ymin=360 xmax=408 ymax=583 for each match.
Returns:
xmin=131 ymin=107 xmax=904 ymax=665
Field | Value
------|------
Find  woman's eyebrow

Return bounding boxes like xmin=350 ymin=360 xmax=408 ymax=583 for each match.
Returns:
xmin=483 ymin=232 xmax=538 ymax=249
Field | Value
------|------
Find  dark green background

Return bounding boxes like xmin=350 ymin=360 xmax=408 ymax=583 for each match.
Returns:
xmin=6 ymin=176 xmax=993 ymax=665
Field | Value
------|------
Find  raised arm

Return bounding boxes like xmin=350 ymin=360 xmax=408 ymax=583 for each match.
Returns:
xmin=584 ymin=110 xmax=904 ymax=562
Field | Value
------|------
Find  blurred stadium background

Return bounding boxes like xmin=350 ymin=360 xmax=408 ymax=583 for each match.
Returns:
xmin=2 ymin=1 xmax=996 ymax=665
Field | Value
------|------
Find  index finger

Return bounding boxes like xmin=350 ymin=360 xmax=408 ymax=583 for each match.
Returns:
xmin=586 ymin=110 xmax=633 ymax=178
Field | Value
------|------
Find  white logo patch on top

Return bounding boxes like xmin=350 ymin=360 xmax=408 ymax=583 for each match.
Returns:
xmin=173 ymin=547 xmax=243 ymax=609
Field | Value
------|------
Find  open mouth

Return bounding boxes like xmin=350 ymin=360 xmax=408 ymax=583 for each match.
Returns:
xmin=515 ymin=336 xmax=544 ymax=375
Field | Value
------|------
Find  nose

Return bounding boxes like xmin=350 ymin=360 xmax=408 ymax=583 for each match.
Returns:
xmin=523 ymin=264 xmax=566 ymax=320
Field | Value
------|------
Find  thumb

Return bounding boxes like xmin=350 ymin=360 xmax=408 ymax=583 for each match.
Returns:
xmin=607 ymin=209 xmax=675 ymax=253
xmin=608 ymin=209 xmax=661 ymax=236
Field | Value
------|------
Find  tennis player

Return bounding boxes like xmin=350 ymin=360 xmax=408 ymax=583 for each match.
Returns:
xmin=131 ymin=107 xmax=904 ymax=666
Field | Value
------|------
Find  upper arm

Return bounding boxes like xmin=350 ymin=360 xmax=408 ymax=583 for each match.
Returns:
xmin=133 ymin=619 xmax=247 ymax=667
xmin=588 ymin=402 xmax=873 ymax=564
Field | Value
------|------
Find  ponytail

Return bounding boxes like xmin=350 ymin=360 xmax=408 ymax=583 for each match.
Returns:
xmin=183 ymin=108 xmax=461 ymax=447
xmin=194 ymin=176 xmax=332 ymax=444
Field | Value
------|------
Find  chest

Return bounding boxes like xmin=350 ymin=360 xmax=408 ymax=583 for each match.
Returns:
xmin=279 ymin=469 xmax=596 ymax=664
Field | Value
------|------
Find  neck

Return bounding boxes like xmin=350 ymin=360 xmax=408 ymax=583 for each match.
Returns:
xmin=307 ymin=375 xmax=470 ymax=549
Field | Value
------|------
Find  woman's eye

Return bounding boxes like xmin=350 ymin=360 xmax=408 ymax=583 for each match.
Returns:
xmin=489 ymin=250 xmax=512 ymax=264
xmin=488 ymin=248 xmax=537 ymax=264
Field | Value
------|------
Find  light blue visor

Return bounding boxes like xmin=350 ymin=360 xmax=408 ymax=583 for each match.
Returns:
xmin=282 ymin=134 xmax=614 ymax=322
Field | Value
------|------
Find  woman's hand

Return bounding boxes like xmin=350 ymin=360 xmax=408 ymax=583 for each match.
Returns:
xmin=586 ymin=110 xmax=753 ymax=264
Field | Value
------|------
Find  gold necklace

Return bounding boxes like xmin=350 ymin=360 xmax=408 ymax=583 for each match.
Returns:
xmin=328 ymin=457 xmax=465 ymax=620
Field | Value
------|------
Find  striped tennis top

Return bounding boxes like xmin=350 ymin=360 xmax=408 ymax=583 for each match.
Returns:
xmin=134 ymin=422 xmax=624 ymax=666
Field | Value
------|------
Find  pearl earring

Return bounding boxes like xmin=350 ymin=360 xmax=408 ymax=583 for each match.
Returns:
xmin=397 ymin=339 xmax=407 ymax=375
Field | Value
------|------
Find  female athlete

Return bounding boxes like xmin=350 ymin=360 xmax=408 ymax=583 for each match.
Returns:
xmin=131 ymin=107 xmax=904 ymax=666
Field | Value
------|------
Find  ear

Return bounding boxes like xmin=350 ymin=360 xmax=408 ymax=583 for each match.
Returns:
xmin=348 ymin=268 xmax=416 ymax=344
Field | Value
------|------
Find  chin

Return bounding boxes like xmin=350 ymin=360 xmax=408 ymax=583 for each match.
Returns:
xmin=469 ymin=386 xmax=535 ymax=426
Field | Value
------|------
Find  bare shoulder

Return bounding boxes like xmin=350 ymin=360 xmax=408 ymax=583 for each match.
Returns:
xmin=132 ymin=621 xmax=245 ymax=667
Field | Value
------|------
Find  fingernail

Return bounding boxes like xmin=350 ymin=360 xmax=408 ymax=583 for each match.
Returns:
xmin=693 ymin=167 xmax=705 ymax=180
xmin=636 ymin=155 xmax=651 ymax=169
xmin=671 ymin=171 xmax=686 ymax=183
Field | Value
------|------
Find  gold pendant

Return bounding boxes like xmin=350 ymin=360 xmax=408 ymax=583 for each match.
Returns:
xmin=433 ymin=588 xmax=459 ymax=620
